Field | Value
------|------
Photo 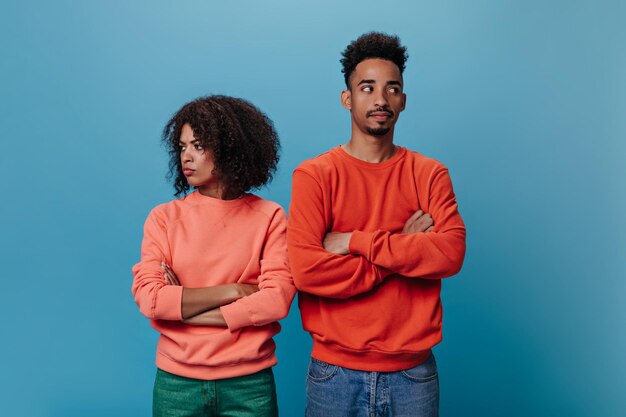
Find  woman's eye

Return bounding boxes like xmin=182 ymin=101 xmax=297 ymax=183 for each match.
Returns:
xmin=194 ymin=143 xmax=203 ymax=150
xmin=179 ymin=146 xmax=186 ymax=152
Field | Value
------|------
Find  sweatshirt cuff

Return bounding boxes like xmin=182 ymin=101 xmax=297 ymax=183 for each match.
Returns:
xmin=220 ymin=300 xmax=252 ymax=332
xmin=349 ymin=230 xmax=375 ymax=259
xmin=155 ymin=285 xmax=184 ymax=321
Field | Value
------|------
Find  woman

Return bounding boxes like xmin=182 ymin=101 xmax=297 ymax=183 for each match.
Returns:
xmin=132 ymin=95 xmax=295 ymax=416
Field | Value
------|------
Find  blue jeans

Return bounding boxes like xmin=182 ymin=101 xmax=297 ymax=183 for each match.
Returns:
xmin=305 ymin=353 xmax=439 ymax=417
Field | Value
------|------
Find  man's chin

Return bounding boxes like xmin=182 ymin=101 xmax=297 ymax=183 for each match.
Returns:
xmin=367 ymin=127 xmax=391 ymax=136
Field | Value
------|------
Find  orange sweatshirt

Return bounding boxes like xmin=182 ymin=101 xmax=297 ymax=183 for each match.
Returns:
xmin=287 ymin=146 xmax=466 ymax=372
xmin=132 ymin=191 xmax=295 ymax=380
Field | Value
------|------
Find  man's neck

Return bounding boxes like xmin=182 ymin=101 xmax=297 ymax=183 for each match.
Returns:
xmin=342 ymin=132 xmax=397 ymax=163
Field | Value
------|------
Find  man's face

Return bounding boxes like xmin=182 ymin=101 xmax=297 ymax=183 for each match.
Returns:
xmin=341 ymin=58 xmax=406 ymax=137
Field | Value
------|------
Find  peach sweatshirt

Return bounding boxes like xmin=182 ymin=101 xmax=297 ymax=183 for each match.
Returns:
xmin=287 ymin=146 xmax=466 ymax=371
xmin=132 ymin=191 xmax=295 ymax=380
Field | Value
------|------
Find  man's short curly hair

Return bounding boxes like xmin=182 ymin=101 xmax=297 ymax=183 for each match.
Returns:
xmin=162 ymin=95 xmax=280 ymax=197
xmin=340 ymin=32 xmax=408 ymax=88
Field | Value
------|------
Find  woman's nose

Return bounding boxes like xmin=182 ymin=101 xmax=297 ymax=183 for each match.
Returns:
xmin=181 ymin=148 xmax=192 ymax=162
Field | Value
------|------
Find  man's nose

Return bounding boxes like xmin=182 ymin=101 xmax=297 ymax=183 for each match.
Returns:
xmin=373 ymin=90 xmax=389 ymax=107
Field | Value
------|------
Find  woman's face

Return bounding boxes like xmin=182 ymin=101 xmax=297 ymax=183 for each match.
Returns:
xmin=178 ymin=123 xmax=222 ymax=198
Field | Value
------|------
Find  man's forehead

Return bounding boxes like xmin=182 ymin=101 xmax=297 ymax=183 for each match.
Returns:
xmin=353 ymin=59 xmax=403 ymax=82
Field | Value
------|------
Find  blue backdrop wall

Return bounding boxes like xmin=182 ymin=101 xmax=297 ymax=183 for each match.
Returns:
xmin=1 ymin=1 xmax=624 ymax=416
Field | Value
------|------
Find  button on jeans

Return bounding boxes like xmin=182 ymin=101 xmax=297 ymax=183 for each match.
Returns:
xmin=305 ymin=353 xmax=439 ymax=417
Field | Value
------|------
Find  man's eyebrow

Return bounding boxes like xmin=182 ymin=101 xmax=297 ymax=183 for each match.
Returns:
xmin=356 ymin=79 xmax=402 ymax=86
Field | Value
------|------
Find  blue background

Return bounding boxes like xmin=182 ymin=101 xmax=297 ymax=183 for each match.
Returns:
xmin=1 ymin=1 xmax=624 ymax=416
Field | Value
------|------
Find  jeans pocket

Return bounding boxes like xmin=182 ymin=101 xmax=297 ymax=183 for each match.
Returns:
xmin=400 ymin=353 xmax=438 ymax=382
xmin=307 ymin=358 xmax=338 ymax=382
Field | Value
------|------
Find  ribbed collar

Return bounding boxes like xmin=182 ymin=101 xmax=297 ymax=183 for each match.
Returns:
xmin=185 ymin=190 xmax=250 ymax=208
xmin=332 ymin=145 xmax=407 ymax=169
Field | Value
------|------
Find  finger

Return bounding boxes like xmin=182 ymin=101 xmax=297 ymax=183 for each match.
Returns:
xmin=161 ymin=263 xmax=174 ymax=285
xmin=163 ymin=270 xmax=174 ymax=285
xmin=169 ymin=272 xmax=181 ymax=286
xmin=422 ymin=214 xmax=434 ymax=228
xmin=162 ymin=264 xmax=181 ymax=285
xmin=425 ymin=226 xmax=434 ymax=232
xmin=165 ymin=269 xmax=179 ymax=286
xmin=414 ymin=216 xmax=433 ymax=232
xmin=163 ymin=274 xmax=172 ymax=285
xmin=403 ymin=210 xmax=425 ymax=232
xmin=406 ymin=210 xmax=424 ymax=223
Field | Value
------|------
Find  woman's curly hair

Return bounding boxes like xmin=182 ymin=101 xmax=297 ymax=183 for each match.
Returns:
xmin=162 ymin=95 xmax=280 ymax=197
xmin=340 ymin=32 xmax=408 ymax=88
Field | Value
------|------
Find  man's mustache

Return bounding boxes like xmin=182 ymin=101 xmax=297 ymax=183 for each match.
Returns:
xmin=366 ymin=107 xmax=394 ymax=117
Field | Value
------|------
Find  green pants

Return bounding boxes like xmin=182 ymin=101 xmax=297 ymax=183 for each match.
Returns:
xmin=153 ymin=368 xmax=278 ymax=417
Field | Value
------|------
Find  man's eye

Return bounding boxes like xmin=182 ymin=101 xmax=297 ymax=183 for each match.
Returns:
xmin=389 ymin=87 xmax=398 ymax=93
xmin=362 ymin=86 xmax=373 ymax=92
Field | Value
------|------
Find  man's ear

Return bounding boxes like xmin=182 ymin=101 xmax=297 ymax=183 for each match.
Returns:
xmin=400 ymin=93 xmax=407 ymax=112
xmin=340 ymin=89 xmax=352 ymax=110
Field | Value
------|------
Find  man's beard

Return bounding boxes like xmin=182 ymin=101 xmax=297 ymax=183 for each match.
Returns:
xmin=367 ymin=126 xmax=391 ymax=136
xmin=365 ymin=106 xmax=393 ymax=136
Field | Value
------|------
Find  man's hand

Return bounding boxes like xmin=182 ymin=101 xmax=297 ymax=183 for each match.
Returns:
xmin=402 ymin=210 xmax=434 ymax=234
xmin=323 ymin=232 xmax=353 ymax=255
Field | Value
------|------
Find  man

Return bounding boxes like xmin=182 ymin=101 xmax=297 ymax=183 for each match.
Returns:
xmin=287 ymin=32 xmax=466 ymax=416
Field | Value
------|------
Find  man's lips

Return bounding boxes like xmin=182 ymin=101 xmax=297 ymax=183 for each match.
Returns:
xmin=368 ymin=110 xmax=393 ymax=118
xmin=368 ymin=111 xmax=393 ymax=121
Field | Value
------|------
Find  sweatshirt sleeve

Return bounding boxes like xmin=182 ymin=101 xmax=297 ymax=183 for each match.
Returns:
xmin=131 ymin=208 xmax=184 ymax=321
xmin=287 ymin=169 xmax=391 ymax=299
xmin=220 ymin=207 xmax=296 ymax=332
xmin=349 ymin=168 xmax=466 ymax=279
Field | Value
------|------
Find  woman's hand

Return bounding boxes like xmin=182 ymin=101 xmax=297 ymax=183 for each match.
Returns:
xmin=183 ymin=308 xmax=227 ymax=326
xmin=161 ymin=263 xmax=181 ymax=286
xmin=234 ymin=283 xmax=260 ymax=298
xmin=161 ymin=264 xmax=260 ymax=320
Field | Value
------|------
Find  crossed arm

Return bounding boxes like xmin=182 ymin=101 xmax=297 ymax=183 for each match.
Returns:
xmin=323 ymin=209 xmax=434 ymax=255
xmin=132 ymin=207 xmax=295 ymax=328
xmin=161 ymin=264 xmax=258 ymax=326
xmin=173 ymin=210 xmax=433 ymax=322
xmin=287 ymin=168 xmax=465 ymax=299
